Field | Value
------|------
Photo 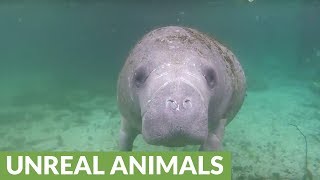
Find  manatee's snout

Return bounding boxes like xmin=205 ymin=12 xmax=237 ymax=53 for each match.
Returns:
xmin=166 ymin=97 xmax=192 ymax=111
xmin=142 ymin=79 xmax=208 ymax=147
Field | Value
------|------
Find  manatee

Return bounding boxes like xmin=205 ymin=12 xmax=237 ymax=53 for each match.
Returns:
xmin=117 ymin=26 xmax=246 ymax=151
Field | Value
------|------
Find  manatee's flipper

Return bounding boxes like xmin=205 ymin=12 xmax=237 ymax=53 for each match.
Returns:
xmin=119 ymin=118 xmax=139 ymax=151
xmin=199 ymin=118 xmax=227 ymax=151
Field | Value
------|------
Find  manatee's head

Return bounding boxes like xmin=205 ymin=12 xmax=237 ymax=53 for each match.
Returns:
xmin=128 ymin=26 xmax=222 ymax=147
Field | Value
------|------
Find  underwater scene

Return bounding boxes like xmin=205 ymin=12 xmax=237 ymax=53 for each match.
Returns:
xmin=0 ymin=0 xmax=319 ymax=179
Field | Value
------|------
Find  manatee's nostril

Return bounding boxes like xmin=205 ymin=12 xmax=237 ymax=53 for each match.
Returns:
xmin=183 ymin=98 xmax=192 ymax=109
xmin=166 ymin=99 xmax=178 ymax=110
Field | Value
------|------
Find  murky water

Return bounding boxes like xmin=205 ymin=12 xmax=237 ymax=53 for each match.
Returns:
xmin=0 ymin=1 xmax=319 ymax=179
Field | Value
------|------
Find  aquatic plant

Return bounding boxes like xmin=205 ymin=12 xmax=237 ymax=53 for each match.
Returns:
xmin=289 ymin=124 xmax=313 ymax=180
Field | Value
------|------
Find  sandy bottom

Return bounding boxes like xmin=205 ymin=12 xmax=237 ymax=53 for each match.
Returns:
xmin=0 ymin=83 xmax=319 ymax=179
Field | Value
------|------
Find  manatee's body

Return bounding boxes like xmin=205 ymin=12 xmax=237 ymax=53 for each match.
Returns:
xmin=117 ymin=26 xmax=246 ymax=151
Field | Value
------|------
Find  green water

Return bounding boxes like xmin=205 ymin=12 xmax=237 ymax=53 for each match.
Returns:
xmin=0 ymin=1 xmax=319 ymax=179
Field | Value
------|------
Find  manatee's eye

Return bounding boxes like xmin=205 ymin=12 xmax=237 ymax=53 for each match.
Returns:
xmin=203 ymin=67 xmax=216 ymax=89
xmin=133 ymin=66 xmax=148 ymax=88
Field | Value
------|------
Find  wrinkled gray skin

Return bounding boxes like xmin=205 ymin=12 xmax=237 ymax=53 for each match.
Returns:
xmin=117 ymin=26 xmax=246 ymax=151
